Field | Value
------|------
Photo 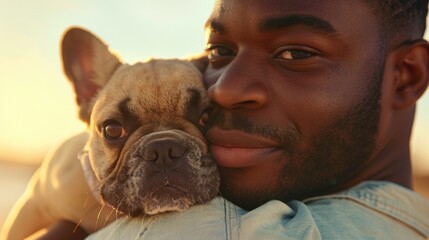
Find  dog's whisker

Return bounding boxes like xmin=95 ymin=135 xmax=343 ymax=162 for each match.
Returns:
xmin=103 ymin=205 xmax=116 ymax=227
xmin=73 ymin=219 xmax=83 ymax=234
xmin=82 ymin=194 xmax=90 ymax=208
xmin=95 ymin=204 xmax=106 ymax=230
xmin=75 ymin=192 xmax=108 ymax=232
xmin=115 ymin=195 xmax=126 ymax=220
xmin=115 ymin=207 xmax=121 ymax=221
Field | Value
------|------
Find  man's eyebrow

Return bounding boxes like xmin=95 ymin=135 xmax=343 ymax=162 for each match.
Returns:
xmin=205 ymin=19 xmax=226 ymax=34
xmin=260 ymin=15 xmax=337 ymax=34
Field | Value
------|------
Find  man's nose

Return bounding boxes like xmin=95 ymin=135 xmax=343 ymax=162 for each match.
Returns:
xmin=206 ymin=55 xmax=270 ymax=110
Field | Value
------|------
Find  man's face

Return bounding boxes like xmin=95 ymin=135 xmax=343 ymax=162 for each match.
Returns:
xmin=203 ymin=0 xmax=386 ymax=209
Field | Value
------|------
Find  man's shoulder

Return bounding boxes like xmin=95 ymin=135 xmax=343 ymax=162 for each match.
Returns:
xmin=237 ymin=181 xmax=429 ymax=239
xmin=301 ymin=181 xmax=429 ymax=239
xmin=87 ymin=181 xmax=429 ymax=240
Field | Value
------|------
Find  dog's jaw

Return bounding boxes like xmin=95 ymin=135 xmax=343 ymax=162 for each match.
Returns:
xmin=142 ymin=190 xmax=195 ymax=215
xmin=98 ymin=130 xmax=219 ymax=216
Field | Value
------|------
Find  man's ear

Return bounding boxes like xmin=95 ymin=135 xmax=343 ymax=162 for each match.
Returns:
xmin=391 ymin=40 xmax=429 ymax=110
xmin=61 ymin=27 xmax=122 ymax=123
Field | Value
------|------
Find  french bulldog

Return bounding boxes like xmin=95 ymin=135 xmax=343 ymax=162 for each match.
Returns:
xmin=1 ymin=27 xmax=219 ymax=240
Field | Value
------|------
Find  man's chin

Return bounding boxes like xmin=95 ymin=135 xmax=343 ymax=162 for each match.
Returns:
xmin=218 ymin=171 xmax=278 ymax=210
xmin=221 ymin=187 xmax=273 ymax=210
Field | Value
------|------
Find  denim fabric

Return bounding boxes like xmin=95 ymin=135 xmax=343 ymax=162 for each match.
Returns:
xmin=87 ymin=181 xmax=429 ymax=239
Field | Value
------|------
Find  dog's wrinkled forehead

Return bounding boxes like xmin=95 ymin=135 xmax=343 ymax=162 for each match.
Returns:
xmin=92 ymin=59 xmax=208 ymax=127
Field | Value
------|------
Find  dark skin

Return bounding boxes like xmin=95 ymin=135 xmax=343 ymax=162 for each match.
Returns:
xmin=203 ymin=0 xmax=429 ymax=209
xmin=39 ymin=0 xmax=429 ymax=238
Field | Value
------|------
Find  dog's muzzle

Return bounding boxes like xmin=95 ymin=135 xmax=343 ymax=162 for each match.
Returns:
xmin=100 ymin=129 xmax=219 ymax=216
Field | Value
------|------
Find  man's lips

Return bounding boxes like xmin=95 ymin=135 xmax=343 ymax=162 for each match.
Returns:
xmin=206 ymin=127 xmax=282 ymax=168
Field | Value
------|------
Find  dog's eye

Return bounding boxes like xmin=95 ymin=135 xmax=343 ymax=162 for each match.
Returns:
xmin=103 ymin=121 xmax=126 ymax=140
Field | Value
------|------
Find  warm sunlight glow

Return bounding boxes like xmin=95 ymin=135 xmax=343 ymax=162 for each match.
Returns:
xmin=0 ymin=1 xmax=428 ymax=173
xmin=0 ymin=28 xmax=85 ymax=164
xmin=0 ymin=0 xmax=212 ymax=165
xmin=0 ymin=0 xmax=428 ymax=231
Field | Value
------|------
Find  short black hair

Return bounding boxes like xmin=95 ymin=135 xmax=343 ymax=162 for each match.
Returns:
xmin=365 ymin=0 xmax=428 ymax=45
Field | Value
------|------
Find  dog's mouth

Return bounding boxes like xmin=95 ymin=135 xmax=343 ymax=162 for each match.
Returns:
xmin=162 ymin=178 xmax=190 ymax=193
xmin=102 ymin=172 xmax=199 ymax=216
xmin=120 ymin=180 xmax=198 ymax=216
xmin=144 ymin=182 xmax=194 ymax=211
xmin=99 ymin=130 xmax=219 ymax=216
xmin=149 ymin=180 xmax=192 ymax=198
xmin=100 ymin=155 xmax=218 ymax=217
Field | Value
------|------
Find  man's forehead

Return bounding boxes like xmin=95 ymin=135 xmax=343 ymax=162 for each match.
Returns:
xmin=212 ymin=0 xmax=368 ymax=10
xmin=206 ymin=0 xmax=378 ymax=37
xmin=206 ymin=15 xmax=338 ymax=35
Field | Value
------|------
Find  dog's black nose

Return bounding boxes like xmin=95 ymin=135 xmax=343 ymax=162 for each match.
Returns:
xmin=141 ymin=138 xmax=186 ymax=166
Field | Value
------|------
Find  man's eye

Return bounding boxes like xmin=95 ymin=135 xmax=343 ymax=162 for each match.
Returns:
xmin=278 ymin=50 xmax=314 ymax=60
xmin=207 ymin=46 xmax=235 ymax=58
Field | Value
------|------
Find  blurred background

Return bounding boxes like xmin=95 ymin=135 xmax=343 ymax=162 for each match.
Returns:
xmin=0 ymin=0 xmax=428 ymax=229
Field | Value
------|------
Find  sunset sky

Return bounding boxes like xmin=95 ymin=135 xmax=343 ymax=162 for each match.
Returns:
xmin=0 ymin=1 xmax=428 ymax=174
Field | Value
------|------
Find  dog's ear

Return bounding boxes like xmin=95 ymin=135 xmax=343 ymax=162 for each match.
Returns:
xmin=61 ymin=27 xmax=121 ymax=123
xmin=187 ymin=52 xmax=208 ymax=74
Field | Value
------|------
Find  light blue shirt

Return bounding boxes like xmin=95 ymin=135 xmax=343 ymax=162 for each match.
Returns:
xmin=87 ymin=181 xmax=429 ymax=239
